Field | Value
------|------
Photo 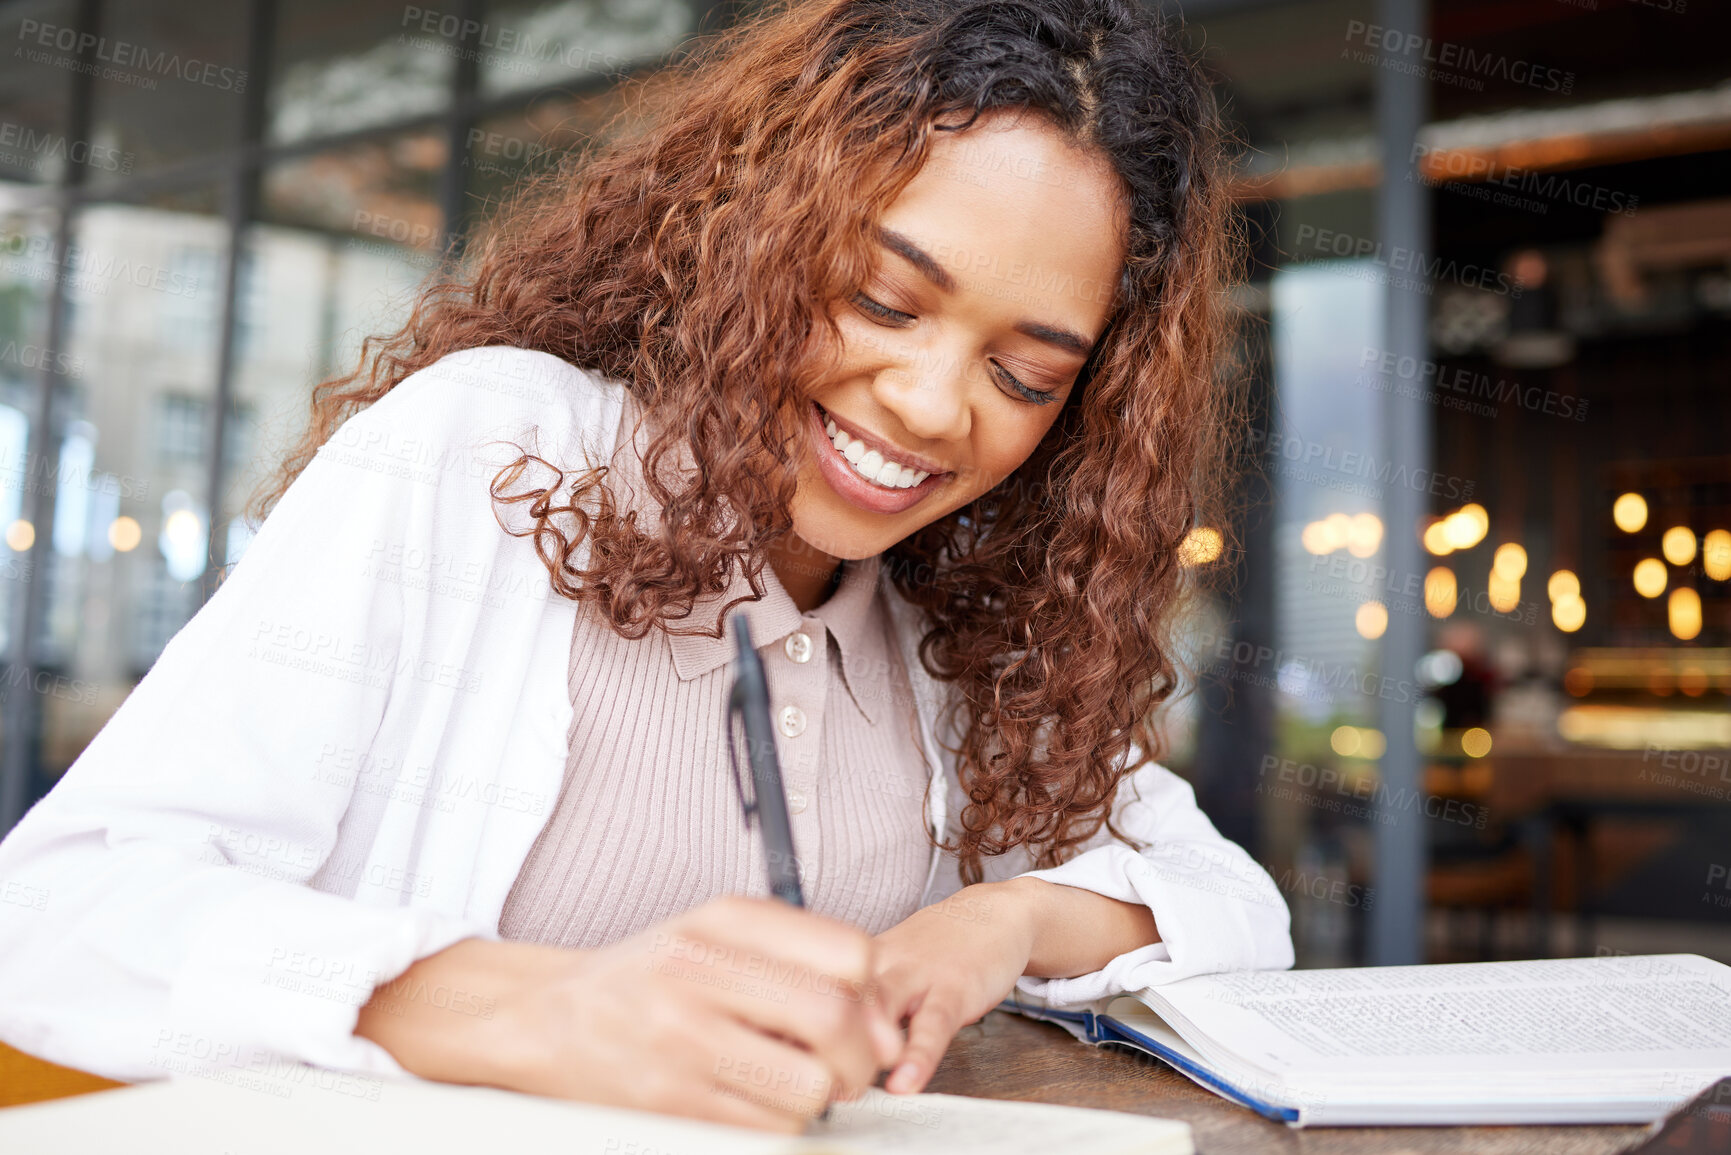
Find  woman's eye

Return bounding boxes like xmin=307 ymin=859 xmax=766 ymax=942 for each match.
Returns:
xmin=852 ymin=291 xmax=915 ymax=325
xmin=993 ymin=362 xmax=1059 ymax=406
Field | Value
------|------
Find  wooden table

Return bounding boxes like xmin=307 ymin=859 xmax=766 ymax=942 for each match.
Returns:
xmin=3 ymin=1012 xmax=1653 ymax=1152
xmin=926 ymin=1011 xmax=1651 ymax=1154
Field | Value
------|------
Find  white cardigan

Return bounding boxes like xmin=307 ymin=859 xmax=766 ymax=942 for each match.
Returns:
xmin=0 ymin=346 xmax=1292 ymax=1084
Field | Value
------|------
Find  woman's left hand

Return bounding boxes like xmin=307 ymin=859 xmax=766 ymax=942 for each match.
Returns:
xmin=868 ymin=879 xmax=1041 ymax=1094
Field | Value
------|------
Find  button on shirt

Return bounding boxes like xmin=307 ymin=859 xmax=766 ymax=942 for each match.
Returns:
xmin=497 ymin=394 xmax=935 ymax=949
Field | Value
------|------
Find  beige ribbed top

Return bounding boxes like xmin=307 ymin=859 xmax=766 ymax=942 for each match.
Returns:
xmin=496 ymin=393 xmax=936 ymax=948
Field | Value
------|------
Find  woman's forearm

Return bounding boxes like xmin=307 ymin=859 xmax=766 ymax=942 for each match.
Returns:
xmin=988 ymin=877 xmax=1160 ymax=979
xmin=353 ymin=936 xmax=561 ymax=1087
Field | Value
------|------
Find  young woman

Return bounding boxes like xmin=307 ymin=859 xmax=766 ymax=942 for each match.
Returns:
xmin=0 ymin=0 xmax=1291 ymax=1134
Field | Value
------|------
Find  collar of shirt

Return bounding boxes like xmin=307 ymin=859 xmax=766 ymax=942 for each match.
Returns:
xmin=607 ymin=391 xmax=892 ymax=724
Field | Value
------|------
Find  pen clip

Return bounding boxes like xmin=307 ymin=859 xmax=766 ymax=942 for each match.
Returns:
xmin=726 ymin=677 xmax=758 ymax=827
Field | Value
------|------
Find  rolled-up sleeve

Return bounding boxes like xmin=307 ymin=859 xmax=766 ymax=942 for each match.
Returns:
xmin=1009 ymin=756 xmax=1293 ymax=1007
xmin=0 ymin=367 xmax=501 ymax=1083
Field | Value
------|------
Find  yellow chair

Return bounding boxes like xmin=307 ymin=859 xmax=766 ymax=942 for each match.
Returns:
xmin=0 ymin=1041 xmax=124 ymax=1108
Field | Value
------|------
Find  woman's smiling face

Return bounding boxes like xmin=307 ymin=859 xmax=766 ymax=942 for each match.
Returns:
xmin=775 ymin=109 xmax=1129 ymax=595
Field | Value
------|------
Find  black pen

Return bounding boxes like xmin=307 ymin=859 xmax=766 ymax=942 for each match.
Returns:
xmin=725 ymin=612 xmax=805 ymax=906
xmin=726 ymin=613 xmax=862 ymax=1123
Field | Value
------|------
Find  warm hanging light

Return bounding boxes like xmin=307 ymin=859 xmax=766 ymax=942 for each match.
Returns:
xmin=1706 ymin=530 xmax=1731 ymax=582
xmin=1423 ymin=519 xmax=1455 ymax=556
xmin=1668 ymin=588 xmax=1702 ymax=641
xmin=108 ymin=516 xmax=142 ymax=552
xmin=1443 ymin=504 xmax=1489 ymax=550
xmin=1491 ymin=543 xmax=1527 ymax=580
xmin=1612 ymin=492 xmax=1648 ymax=533
xmin=1488 ymin=571 xmax=1521 ymax=612
xmin=1552 ymin=596 xmax=1586 ymax=632
xmin=1178 ymin=526 xmax=1224 ymax=566
xmin=1300 ymin=512 xmax=1362 ymax=556
xmin=1632 ymin=557 xmax=1668 ymax=599
xmin=1424 ymin=567 xmax=1458 ymax=617
xmin=1661 ymin=527 xmax=1697 ymax=567
xmin=1547 ymin=569 xmax=1580 ymax=601
xmin=1346 ymin=512 xmax=1383 ymax=558
xmin=1355 ymin=600 xmax=1388 ymax=640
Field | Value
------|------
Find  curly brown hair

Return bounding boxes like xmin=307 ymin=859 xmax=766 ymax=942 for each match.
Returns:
xmin=251 ymin=0 xmax=1245 ymax=886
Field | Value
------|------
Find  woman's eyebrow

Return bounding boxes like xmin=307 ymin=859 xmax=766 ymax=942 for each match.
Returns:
xmin=876 ymin=225 xmax=957 ymax=293
xmin=874 ymin=225 xmax=1097 ymax=357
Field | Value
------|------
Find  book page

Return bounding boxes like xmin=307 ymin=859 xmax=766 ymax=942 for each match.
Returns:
xmin=1147 ymin=953 xmax=1731 ymax=1087
xmin=804 ymin=1088 xmax=1190 ymax=1154
xmin=0 ymin=1065 xmax=1191 ymax=1155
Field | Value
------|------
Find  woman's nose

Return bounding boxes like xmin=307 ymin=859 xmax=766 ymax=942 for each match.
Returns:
xmin=874 ymin=342 xmax=973 ymax=445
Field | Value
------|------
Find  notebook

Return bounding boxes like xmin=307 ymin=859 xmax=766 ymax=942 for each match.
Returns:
xmin=1007 ymin=952 xmax=1731 ymax=1126
xmin=0 ymin=1062 xmax=1192 ymax=1154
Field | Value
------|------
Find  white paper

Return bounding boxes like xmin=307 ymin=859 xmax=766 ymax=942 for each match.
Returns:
xmin=0 ymin=1066 xmax=1191 ymax=1155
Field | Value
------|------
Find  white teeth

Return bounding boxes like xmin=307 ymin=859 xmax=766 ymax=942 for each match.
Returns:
xmin=820 ymin=407 xmax=934 ymax=490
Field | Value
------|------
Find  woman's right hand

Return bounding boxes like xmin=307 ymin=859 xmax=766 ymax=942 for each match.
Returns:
xmin=355 ymin=895 xmax=905 ymax=1132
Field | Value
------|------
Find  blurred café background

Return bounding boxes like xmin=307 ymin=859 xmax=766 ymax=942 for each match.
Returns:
xmin=0 ymin=0 xmax=1726 ymax=967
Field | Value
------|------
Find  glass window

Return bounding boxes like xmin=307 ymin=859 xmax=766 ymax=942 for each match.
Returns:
xmin=0 ymin=0 xmax=80 ymax=187
xmin=269 ymin=0 xmax=457 ymax=145
xmin=474 ymin=0 xmax=696 ymax=98
xmin=260 ymin=130 xmax=448 ymax=243
xmin=38 ymin=187 xmax=227 ymax=775
xmin=0 ymin=201 xmax=62 ymax=661
xmin=83 ymin=0 xmax=248 ymax=183
xmin=221 ymin=134 xmax=450 ymax=569
xmin=154 ymin=394 xmax=209 ymax=464
xmin=463 ymin=87 xmax=628 ymax=220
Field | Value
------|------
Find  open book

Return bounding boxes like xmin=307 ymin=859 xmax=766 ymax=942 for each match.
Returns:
xmin=0 ymin=1062 xmax=1191 ymax=1154
xmin=1008 ymin=952 xmax=1731 ymax=1126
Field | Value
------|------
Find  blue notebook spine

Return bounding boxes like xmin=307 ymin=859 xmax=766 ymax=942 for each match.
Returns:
xmin=997 ymin=998 xmax=1098 ymax=1040
xmin=1092 ymin=1015 xmax=1300 ymax=1125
